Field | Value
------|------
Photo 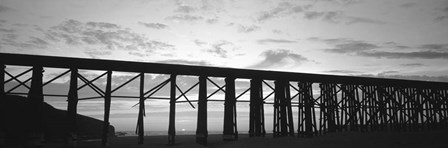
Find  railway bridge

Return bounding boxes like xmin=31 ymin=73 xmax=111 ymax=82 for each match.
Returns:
xmin=1 ymin=53 xmax=447 ymax=146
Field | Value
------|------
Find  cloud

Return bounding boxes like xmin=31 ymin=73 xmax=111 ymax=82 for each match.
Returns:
xmin=157 ymin=59 xmax=211 ymax=66
xmin=28 ymin=37 xmax=49 ymax=46
xmin=236 ymin=24 xmax=260 ymax=33
xmin=434 ymin=7 xmax=448 ymax=22
xmin=304 ymin=11 xmax=384 ymax=25
xmin=193 ymin=39 xmax=207 ymax=46
xmin=175 ymin=5 xmax=196 ymax=13
xmin=400 ymin=3 xmax=416 ymax=8
xmin=138 ymin=22 xmax=168 ymax=29
xmin=345 ymin=17 xmax=386 ymax=25
xmin=314 ymin=37 xmax=448 ymax=59
xmin=383 ymin=42 xmax=411 ymax=49
xmin=206 ymin=17 xmax=219 ymax=24
xmin=323 ymin=70 xmax=363 ymax=74
xmin=257 ymin=39 xmax=297 ymax=44
xmin=86 ymin=22 xmax=120 ymax=29
xmin=248 ymin=49 xmax=309 ymax=69
xmin=377 ymin=70 xmax=400 ymax=76
xmin=324 ymin=41 xmax=379 ymax=53
xmin=45 ymin=19 xmax=174 ymax=52
xmin=166 ymin=14 xmax=203 ymax=22
xmin=400 ymin=63 xmax=424 ymax=67
xmin=356 ymin=74 xmax=448 ymax=82
xmin=0 ymin=28 xmax=14 ymax=33
xmin=84 ymin=48 xmax=112 ymax=59
xmin=205 ymin=40 xmax=237 ymax=58
xmin=0 ymin=5 xmax=13 ymax=13
xmin=0 ymin=33 xmax=49 ymax=50
xmin=358 ymin=51 xmax=448 ymax=59
xmin=419 ymin=43 xmax=448 ymax=51
xmin=257 ymin=2 xmax=306 ymax=22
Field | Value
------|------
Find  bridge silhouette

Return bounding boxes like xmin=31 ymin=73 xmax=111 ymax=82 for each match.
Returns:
xmin=1 ymin=53 xmax=447 ymax=146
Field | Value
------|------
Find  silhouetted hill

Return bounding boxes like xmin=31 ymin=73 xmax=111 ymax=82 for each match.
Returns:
xmin=3 ymin=95 xmax=114 ymax=144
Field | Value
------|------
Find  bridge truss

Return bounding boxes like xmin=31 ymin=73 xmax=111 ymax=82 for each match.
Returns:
xmin=1 ymin=53 xmax=447 ymax=146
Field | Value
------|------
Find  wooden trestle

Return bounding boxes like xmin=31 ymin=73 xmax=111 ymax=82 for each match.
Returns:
xmin=0 ymin=53 xmax=447 ymax=146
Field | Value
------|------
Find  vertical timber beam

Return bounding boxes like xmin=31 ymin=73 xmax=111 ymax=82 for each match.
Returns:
xmin=168 ymin=74 xmax=176 ymax=145
xmin=101 ymin=70 xmax=112 ymax=146
xmin=223 ymin=77 xmax=237 ymax=140
xmin=273 ymin=80 xmax=293 ymax=137
xmin=196 ymin=75 xmax=208 ymax=145
xmin=27 ymin=66 xmax=44 ymax=146
xmin=67 ymin=68 xmax=79 ymax=145
xmin=137 ymin=73 xmax=145 ymax=144
xmin=299 ymin=82 xmax=314 ymax=137
xmin=285 ymin=81 xmax=294 ymax=136
xmin=0 ymin=63 xmax=5 ymax=146
xmin=249 ymin=79 xmax=264 ymax=137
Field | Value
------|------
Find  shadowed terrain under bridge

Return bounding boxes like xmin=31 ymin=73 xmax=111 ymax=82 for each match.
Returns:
xmin=1 ymin=53 xmax=448 ymax=146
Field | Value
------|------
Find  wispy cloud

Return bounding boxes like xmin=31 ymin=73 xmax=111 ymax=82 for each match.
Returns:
xmin=257 ymin=39 xmax=297 ymax=44
xmin=401 ymin=63 xmax=424 ymax=67
xmin=434 ymin=7 xmax=448 ymax=22
xmin=248 ymin=49 xmax=309 ymax=69
xmin=345 ymin=16 xmax=386 ymax=25
xmin=323 ymin=70 xmax=363 ymax=74
xmin=205 ymin=40 xmax=238 ymax=58
xmin=84 ymin=48 xmax=112 ymax=59
xmin=157 ymin=59 xmax=211 ymax=66
xmin=0 ymin=5 xmax=13 ymax=13
xmin=256 ymin=2 xmax=306 ymax=22
xmin=138 ymin=22 xmax=168 ymax=29
xmin=314 ymin=37 xmax=448 ymax=59
xmin=419 ymin=43 xmax=448 ymax=51
xmin=356 ymin=74 xmax=448 ymax=82
xmin=0 ymin=28 xmax=14 ymax=33
xmin=324 ymin=40 xmax=379 ymax=53
xmin=358 ymin=51 xmax=448 ymax=59
xmin=166 ymin=14 xmax=203 ymax=22
xmin=45 ymin=19 xmax=174 ymax=52
xmin=400 ymin=3 xmax=417 ymax=8
xmin=305 ymin=11 xmax=385 ymax=25
xmin=86 ymin=22 xmax=120 ymax=29
xmin=193 ymin=39 xmax=207 ymax=46
xmin=236 ymin=24 xmax=260 ymax=33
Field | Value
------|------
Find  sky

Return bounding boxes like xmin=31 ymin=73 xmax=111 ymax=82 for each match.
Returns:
xmin=1 ymin=0 xmax=448 ymax=133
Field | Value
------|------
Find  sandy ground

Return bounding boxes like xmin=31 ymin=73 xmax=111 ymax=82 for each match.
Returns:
xmin=6 ymin=129 xmax=448 ymax=148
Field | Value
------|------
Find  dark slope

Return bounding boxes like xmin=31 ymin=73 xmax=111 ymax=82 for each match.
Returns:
xmin=2 ymin=95 xmax=114 ymax=144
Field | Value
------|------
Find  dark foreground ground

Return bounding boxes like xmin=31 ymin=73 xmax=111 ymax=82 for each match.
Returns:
xmin=14 ymin=129 xmax=446 ymax=148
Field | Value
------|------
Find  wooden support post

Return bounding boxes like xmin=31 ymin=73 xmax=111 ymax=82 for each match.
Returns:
xmin=168 ymin=74 xmax=176 ymax=145
xmin=27 ymin=66 xmax=44 ymax=147
xmin=273 ymin=80 xmax=292 ymax=137
xmin=299 ymin=82 xmax=314 ymax=137
xmin=67 ymin=68 xmax=79 ymax=146
xmin=0 ymin=63 xmax=4 ymax=96
xmin=0 ymin=63 xmax=5 ymax=146
xmin=273 ymin=80 xmax=282 ymax=137
xmin=137 ymin=73 xmax=145 ymax=144
xmin=196 ymin=76 xmax=208 ymax=145
xmin=249 ymin=79 xmax=264 ymax=137
xmin=285 ymin=81 xmax=294 ymax=136
xmin=101 ymin=70 xmax=112 ymax=146
xmin=223 ymin=77 xmax=237 ymax=141
xmin=321 ymin=84 xmax=337 ymax=133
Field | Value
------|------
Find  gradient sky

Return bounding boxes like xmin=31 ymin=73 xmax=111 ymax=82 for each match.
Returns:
xmin=1 ymin=0 xmax=448 ymax=133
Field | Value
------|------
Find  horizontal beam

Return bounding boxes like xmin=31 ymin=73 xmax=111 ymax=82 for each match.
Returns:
xmin=1 ymin=53 xmax=447 ymax=88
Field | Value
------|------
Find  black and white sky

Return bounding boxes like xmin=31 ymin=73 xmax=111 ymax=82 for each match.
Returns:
xmin=1 ymin=0 xmax=448 ymax=132
xmin=1 ymin=0 xmax=448 ymax=79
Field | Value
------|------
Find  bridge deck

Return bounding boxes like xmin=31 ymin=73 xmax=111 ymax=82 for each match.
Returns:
xmin=1 ymin=53 xmax=447 ymax=88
